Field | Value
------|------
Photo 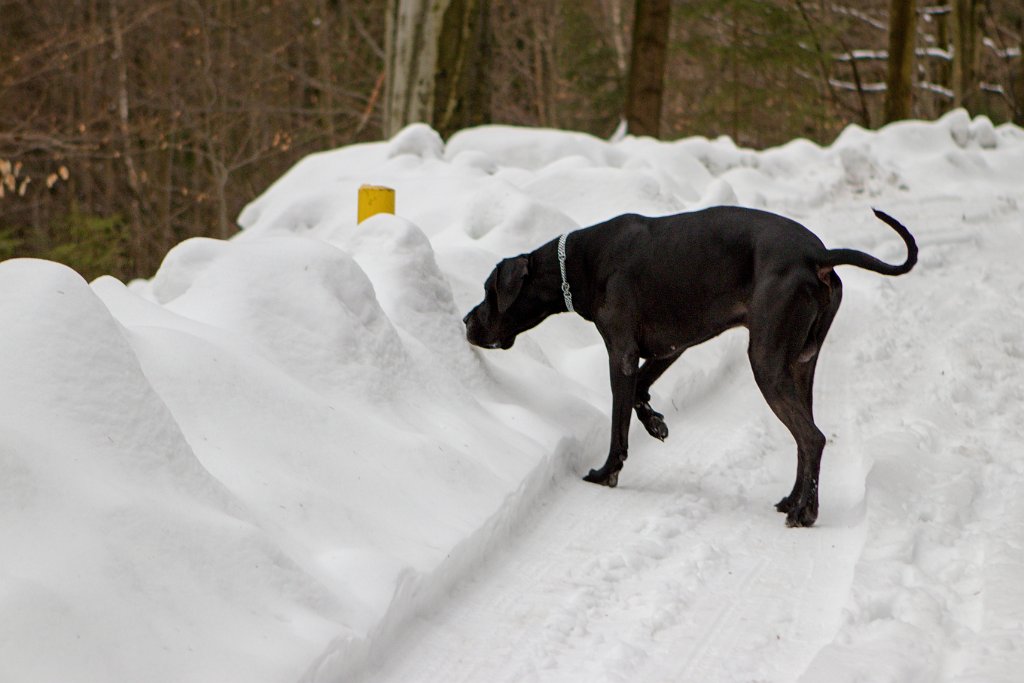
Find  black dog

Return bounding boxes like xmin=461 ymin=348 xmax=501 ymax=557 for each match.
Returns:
xmin=464 ymin=206 xmax=916 ymax=527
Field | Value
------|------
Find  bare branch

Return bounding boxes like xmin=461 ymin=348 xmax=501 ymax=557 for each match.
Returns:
xmin=829 ymin=5 xmax=887 ymax=31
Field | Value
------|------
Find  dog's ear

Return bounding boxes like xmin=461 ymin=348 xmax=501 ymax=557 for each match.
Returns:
xmin=495 ymin=256 xmax=529 ymax=314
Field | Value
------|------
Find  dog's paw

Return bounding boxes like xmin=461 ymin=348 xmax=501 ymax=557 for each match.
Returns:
xmin=635 ymin=402 xmax=669 ymax=441
xmin=583 ymin=468 xmax=619 ymax=488
xmin=644 ymin=414 xmax=669 ymax=441
xmin=784 ymin=504 xmax=818 ymax=528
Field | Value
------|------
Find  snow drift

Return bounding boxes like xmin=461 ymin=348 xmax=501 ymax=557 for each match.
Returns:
xmin=1 ymin=109 xmax=1022 ymax=682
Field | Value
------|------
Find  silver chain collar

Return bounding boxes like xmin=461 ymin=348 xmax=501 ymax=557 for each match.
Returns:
xmin=557 ymin=233 xmax=575 ymax=313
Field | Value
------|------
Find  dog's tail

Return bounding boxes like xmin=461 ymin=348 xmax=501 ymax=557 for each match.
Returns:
xmin=823 ymin=209 xmax=918 ymax=276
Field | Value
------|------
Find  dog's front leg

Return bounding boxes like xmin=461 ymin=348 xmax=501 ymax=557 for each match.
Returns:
xmin=584 ymin=342 xmax=639 ymax=488
xmin=634 ymin=353 xmax=682 ymax=441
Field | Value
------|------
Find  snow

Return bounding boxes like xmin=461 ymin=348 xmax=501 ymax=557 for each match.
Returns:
xmin=2 ymin=110 xmax=1023 ymax=682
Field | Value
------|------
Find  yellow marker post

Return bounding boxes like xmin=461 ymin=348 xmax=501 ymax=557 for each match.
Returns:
xmin=357 ymin=184 xmax=396 ymax=223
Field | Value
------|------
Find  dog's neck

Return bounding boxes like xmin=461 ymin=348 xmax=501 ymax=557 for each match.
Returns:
xmin=533 ymin=235 xmax=589 ymax=319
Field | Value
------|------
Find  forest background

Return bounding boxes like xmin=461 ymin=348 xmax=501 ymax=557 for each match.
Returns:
xmin=2 ymin=0 xmax=1021 ymax=282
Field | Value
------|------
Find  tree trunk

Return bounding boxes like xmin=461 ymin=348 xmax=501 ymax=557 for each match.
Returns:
xmin=314 ymin=0 xmax=339 ymax=147
xmin=109 ymin=0 xmax=147 ymax=272
xmin=624 ymin=0 xmax=671 ymax=138
xmin=384 ymin=0 xmax=490 ymax=138
xmin=883 ymin=0 xmax=916 ymax=123
xmin=1018 ymin=18 xmax=1024 ymax=125
xmin=935 ymin=8 xmax=951 ymax=97
xmin=603 ymin=0 xmax=629 ymax=76
xmin=951 ymin=0 xmax=984 ymax=112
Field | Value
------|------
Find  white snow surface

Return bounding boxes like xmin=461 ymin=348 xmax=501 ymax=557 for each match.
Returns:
xmin=2 ymin=109 xmax=1023 ymax=682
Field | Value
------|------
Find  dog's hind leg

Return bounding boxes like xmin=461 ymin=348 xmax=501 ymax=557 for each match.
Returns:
xmin=748 ymin=281 xmax=827 ymax=527
xmin=750 ymin=356 xmax=826 ymax=527
xmin=776 ymin=275 xmax=842 ymax=517
xmin=633 ymin=352 xmax=682 ymax=441
xmin=772 ymin=353 xmax=820 ymax=517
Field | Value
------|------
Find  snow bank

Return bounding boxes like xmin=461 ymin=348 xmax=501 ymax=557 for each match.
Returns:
xmin=0 ymin=260 xmax=339 ymax=683
xmin=2 ymin=110 xmax=1023 ymax=682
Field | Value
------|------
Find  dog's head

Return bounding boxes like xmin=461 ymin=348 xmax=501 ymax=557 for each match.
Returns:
xmin=464 ymin=255 xmax=548 ymax=350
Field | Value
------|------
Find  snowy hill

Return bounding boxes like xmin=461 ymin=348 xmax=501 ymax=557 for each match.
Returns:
xmin=1 ymin=110 xmax=1022 ymax=682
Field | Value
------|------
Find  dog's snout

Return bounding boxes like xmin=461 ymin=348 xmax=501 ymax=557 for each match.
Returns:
xmin=462 ymin=311 xmax=471 ymax=326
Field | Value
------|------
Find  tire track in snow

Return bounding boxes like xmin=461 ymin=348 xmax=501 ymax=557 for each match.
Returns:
xmin=671 ymin=555 xmax=772 ymax=679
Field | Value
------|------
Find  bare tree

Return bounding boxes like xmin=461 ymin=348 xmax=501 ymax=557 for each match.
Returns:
xmin=488 ymin=0 xmax=567 ymax=129
xmin=109 ymin=0 xmax=149 ymax=262
xmin=952 ymin=0 xmax=985 ymax=110
xmin=624 ymin=0 xmax=671 ymax=137
xmin=383 ymin=0 xmax=490 ymax=138
xmin=884 ymin=0 xmax=917 ymax=122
